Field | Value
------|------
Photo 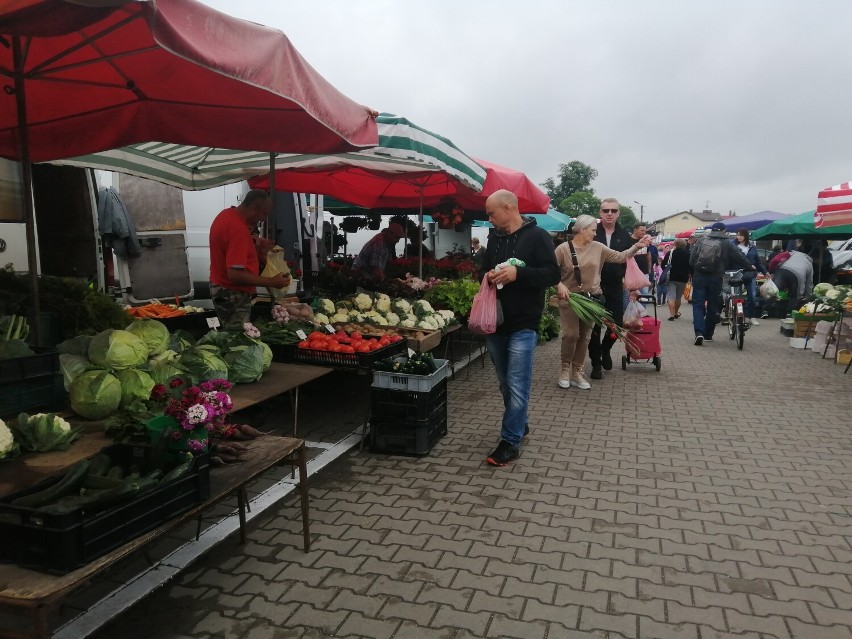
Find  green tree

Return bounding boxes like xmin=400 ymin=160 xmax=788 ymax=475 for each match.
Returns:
xmin=542 ymin=161 xmax=598 ymax=210
xmin=560 ymin=192 xmax=600 ymax=218
xmin=617 ymin=206 xmax=639 ymax=232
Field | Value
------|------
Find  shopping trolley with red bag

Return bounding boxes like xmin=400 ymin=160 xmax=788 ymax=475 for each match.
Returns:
xmin=621 ymin=293 xmax=662 ymax=371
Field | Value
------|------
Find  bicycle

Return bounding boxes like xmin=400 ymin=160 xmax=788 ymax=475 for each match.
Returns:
xmin=720 ymin=269 xmax=749 ymax=349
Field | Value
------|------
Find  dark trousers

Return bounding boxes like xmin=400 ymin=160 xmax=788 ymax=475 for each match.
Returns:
xmin=588 ymin=285 xmax=624 ymax=364
xmin=773 ymin=269 xmax=801 ymax=315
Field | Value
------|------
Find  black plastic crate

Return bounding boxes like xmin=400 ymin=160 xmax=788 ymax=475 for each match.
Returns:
xmin=0 ymin=346 xmax=60 ymax=384
xmin=0 ymin=444 xmax=210 ymax=574
xmin=0 ymin=372 xmax=66 ymax=418
xmin=370 ymin=408 xmax=447 ymax=457
xmin=370 ymin=378 xmax=448 ymax=423
xmin=268 ymin=342 xmax=296 ymax=363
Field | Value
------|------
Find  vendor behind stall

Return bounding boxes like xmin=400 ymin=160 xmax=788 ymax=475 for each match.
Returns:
xmin=352 ymin=222 xmax=406 ymax=281
xmin=209 ymin=190 xmax=290 ymax=329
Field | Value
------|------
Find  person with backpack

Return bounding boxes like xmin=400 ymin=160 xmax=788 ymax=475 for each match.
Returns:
xmin=688 ymin=222 xmax=756 ymax=346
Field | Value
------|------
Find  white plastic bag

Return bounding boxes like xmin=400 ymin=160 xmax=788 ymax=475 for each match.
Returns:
xmin=760 ymin=278 xmax=779 ymax=299
xmin=623 ymin=299 xmax=647 ymax=328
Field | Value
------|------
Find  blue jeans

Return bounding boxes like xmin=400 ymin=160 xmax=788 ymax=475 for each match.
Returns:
xmin=744 ymin=277 xmax=758 ymax=319
xmin=691 ymin=273 xmax=722 ymax=339
xmin=485 ymin=329 xmax=537 ymax=448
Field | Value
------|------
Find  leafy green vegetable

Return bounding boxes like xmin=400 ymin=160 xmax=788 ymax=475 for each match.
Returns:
xmin=147 ymin=350 xmax=184 ymax=385
xmin=115 ymin=368 xmax=156 ymax=407
xmin=179 ymin=346 xmax=228 ymax=384
xmin=57 ymin=335 xmax=93 ymax=356
xmin=12 ymin=412 xmax=82 ymax=451
xmin=0 ymin=339 xmax=34 ymax=360
xmin=168 ymin=329 xmax=196 ymax=353
xmin=0 ymin=418 xmax=20 ymax=462
xmin=125 ymin=319 xmax=170 ymax=356
xmin=69 ymin=369 xmax=122 ymax=420
xmin=88 ymin=329 xmax=148 ymax=369
xmin=224 ymin=342 xmax=265 ymax=383
xmin=59 ymin=353 xmax=93 ymax=391
xmin=423 ymin=278 xmax=480 ymax=317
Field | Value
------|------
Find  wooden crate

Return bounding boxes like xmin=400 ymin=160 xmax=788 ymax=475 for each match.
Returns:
xmin=395 ymin=327 xmax=442 ymax=352
xmin=793 ymin=320 xmax=818 ymax=338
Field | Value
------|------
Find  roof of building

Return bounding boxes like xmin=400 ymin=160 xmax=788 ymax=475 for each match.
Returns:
xmin=653 ymin=209 xmax=723 ymax=223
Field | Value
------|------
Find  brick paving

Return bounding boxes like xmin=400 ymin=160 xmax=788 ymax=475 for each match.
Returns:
xmin=86 ymin=308 xmax=852 ymax=638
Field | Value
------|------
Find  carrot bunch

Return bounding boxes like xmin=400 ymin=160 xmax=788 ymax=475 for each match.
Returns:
xmin=125 ymin=303 xmax=187 ymax=319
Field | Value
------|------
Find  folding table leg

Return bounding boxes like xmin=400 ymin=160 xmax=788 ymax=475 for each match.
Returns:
xmin=297 ymin=443 xmax=310 ymax=552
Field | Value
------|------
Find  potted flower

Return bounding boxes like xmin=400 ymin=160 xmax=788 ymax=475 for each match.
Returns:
xmin=147 ymin=377 xmax=233 ymax=454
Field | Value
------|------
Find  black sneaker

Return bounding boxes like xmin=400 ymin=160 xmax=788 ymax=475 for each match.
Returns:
xmin=590 ymin=365 xmax=603 ymax=380
xmin=487 ymin=440 xmax=519 ymax=466
xmin=694 ymin=335 xmax=704 ymax=346
xmin=601 ymin=351 xmax=613 ymax=371
xmin=523 ymin=425 xmax=530 ymax=439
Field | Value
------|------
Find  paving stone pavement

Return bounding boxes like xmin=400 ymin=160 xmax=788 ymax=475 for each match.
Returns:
xmin=86 ymin=307 xmax=852 ymax=639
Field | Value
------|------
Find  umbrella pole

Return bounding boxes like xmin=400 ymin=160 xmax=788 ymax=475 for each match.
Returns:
xmin=418 ymin=188 xmax=424 ymax=280
xmin=14 ymin=36 xmax=42 ymax=345
xmin=268 ymin=152 xmax=276 ymax=242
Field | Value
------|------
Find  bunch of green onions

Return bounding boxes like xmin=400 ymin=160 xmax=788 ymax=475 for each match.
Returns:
xmin=562 ymin=293 xmax=642 ymax=354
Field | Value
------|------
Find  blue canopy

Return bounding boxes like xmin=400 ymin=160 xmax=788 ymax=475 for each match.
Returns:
xmin=703 ymin=210 xmax=789 ymax=232
xmin=472 ymin=208 xmax=573 ymax=232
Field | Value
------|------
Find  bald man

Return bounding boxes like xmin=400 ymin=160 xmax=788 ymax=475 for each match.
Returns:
xmin=480 ymin=189 xmax=560 ymax=466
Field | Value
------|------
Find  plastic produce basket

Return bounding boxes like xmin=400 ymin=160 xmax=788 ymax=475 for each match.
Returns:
xmin=371 ymin=359 xmax=449 ymax=392
xmin=0 ymin=372 xmax=66 ymax=418
xmin=371 ymin=379 xmax=448 ymax=423
xmin=268 ymin=342 xmax=296 ymax=363
xmin=370 ymin=407 xmax=447 ymax=457
xmin=0 ymin=444 xmax=210 ymax=574
xmin=294 ymin=339 xmax=406 ymax=369
xmin=0 ymin=346 xmax=60 ymax=384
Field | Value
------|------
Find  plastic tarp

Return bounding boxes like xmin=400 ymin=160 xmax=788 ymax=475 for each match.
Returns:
xmin=752 ymin=210 xmax=852 ymax=240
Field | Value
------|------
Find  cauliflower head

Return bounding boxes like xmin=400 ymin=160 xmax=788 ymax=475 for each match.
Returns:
xmin=354 ymin=293 xmax=373 ymax=311
xmin=314 ymin=313 xmax=330 ymax=325
xmin=825 ymin=288 xmax=841 ymax=300
xmin=331 ymin=312 xmax=350 ymax=323
xmin=319 ymin=298 xmax=336 ymax=315
xmin=393 ymin=299 xmax=412 ymax=314
xmin=384 ymin=312 xmax=401 ymax=326
xmin=0 ymin=419 xmax=20 ymax=461
xmin=414 ymin=300 xmax=434 ymax=316
xmin=400 ymin=319 xmax=416 ymax=328
xmin=375 ymin=293 xmax=392 ymax=313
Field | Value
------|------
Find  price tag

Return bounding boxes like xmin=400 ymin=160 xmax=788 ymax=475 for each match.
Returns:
xmin=206 ymin=316 xmax=221 ymax=329
xmin=324 ymin=324 xmax=336 ymax=333
xmin=408 ymin=348 xmax=416 ymax=358
xmin=296 ymin=329 xmax=307 ymax=340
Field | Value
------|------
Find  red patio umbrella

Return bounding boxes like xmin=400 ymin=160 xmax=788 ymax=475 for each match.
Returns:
xmin=456 ymin=158 xmax=550 ymax=214
xmin=0 ymin=0 xmax=378 ymax=336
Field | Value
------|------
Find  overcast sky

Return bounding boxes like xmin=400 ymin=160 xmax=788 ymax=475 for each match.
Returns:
xmin=204 ymin=0 xmax=849 ymax=223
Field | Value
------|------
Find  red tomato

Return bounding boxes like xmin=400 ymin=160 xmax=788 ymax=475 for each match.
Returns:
xmin=389 ymin=335 xmax=403 ymax=343
xmin=340 ymin=345 xmax=355 ymax=354
xmin=378 ymin=336 xmax=390 ymax=346
xmin=297 ymin=340 xmax=311 ymax=349
xmin=308 ymin=331 xmax=327 ymax=342
xmin=327 ymin=342 xmax=342 ymax=352
xmin=308 ymin=339 xmax=327 ymax=350
xmin=356 ymin=343 xmax=371 ymax=353
xmin=351 ymin=331 xmax=362 ymax=340
xmin=369 ymin=341 xmax=383 ymax=350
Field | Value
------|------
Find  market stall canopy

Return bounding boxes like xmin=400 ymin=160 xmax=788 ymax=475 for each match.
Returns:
xmin=472 ymin=208 xmax=572 ymax=232
xmin=675 ymin=228 xmax=700 ymax=238
xmin=245 ymin=113 xmax=487 ymax=200
xmin=815 ymin=182 xmax=852 ymax=228
xmin=0 ymin=0 xmax=379 ymax=162
xmin=703 ymin=210 xmax=790 ymax=232
xmin=457 ymin=159 xmax=550 ymax=214
xmin=752 ymin=210 xmax=852 ymax=240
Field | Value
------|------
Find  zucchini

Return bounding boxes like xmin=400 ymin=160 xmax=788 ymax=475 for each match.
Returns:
xmin=160 ymin=459 xmax=194 ymax=484
xmin=88 ymin=453 xmax=112 ymax=477
xmin=38 ymin=472 xmax=161 ymax=516
xmin=11 ymin=460 xmax=91 ymax=508
xmin=82 ymin=475 xmax=126 ymax=490
xmin=106 ymin=465 xmax=125 ymax=480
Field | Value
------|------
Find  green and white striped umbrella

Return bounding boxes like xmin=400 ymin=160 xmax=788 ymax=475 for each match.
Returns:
xmin=49 ymin=113 xmax=486 ymax=193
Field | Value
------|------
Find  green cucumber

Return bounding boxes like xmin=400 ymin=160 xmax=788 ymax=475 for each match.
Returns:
xmin=11 ymin=460 xmax=90 ymax=508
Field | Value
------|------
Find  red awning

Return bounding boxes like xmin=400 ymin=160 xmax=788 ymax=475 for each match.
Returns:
xmin=0 ymin=0 xmax=378 ymax=162
xmin=816 ymin=182 xmax=852 ymax=228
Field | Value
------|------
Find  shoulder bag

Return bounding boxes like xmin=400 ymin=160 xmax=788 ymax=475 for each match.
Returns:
xmin=568 ymin=242 xmax=606 ymax=304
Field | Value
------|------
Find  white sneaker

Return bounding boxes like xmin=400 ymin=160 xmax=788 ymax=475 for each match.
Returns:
xmin=570 ymin=366 xmax=591 ymax=390
xmin=558 ymin=363 xmax=571 ymax=389
xmin=750 ymin=318 xmax=760 ymax=326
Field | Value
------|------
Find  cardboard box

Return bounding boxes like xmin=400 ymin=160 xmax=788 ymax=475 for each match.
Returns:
xmin=837 ymin=349 xmax=852 ymax=365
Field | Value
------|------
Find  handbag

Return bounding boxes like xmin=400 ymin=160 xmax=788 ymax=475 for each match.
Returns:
xmin=683 ymin=281 xmax=692 ymax=302
xmin=567 ymin=241 xmax=606 ymax=304
xmin=624 ymin=255 xmax=652 ymax=291
xmin=658 ymin=264 xmax=670 ymax=286
xmin=468 ymin=273 xmax=498 ymax=334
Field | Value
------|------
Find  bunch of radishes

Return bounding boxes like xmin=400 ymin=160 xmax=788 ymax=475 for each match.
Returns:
xmin=271 ymin=304 xmax=290 ymax=323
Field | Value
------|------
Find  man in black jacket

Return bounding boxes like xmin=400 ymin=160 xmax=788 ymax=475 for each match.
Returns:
xmin=588 ymin=198 xmax=633 ymax=379
xmin=480 ymin=189 xmax=560 ymax=467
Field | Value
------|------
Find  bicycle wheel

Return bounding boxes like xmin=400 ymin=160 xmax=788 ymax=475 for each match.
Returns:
xmin=736 ymin=317 xmax=745 ymax=349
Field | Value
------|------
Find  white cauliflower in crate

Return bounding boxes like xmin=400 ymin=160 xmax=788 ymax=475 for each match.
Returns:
xmin=437 ymin=309 xmax=457 ymax=323
xmin=384 ymin=312 xmax=401 ymax=326
xmin=431 ymin=313 xmax=446 ymax=328
xmin=0 ymin=419 xmax=20 ymax=461
xmin=331 ymin=312 xmax=350 ymax=323
xmin=319 ymin=298 xmax=336 ymax=315
xmin=413 ymin=300 xmax=434 ymax=317
xmin=417 ymin=317 xmax=439 ymax=330
xmin=825 ymin=288 xmax=842 ymax=300
xmin=392 ymin=299 xmax=412 ymax=315
xmin=400 ymin=318 xmax=416 ymax=328
xmin=375 ymin=293 xmax=392 ymax=313
xmin=354 ymin=293 xmax=373 ymax=311
xmin=373 ymin=315 xmax=389 ymax=326
xmin=314 ymin=313 xmax=330 ymax=325
xmin=348 ymin=310 xmax=365 ymax=322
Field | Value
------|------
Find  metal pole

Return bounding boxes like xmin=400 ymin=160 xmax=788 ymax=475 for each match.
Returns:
xmin=268 ymin=152 xmax=276 ymax=242
xmin=14 ymin=36 xmax=42 ymax=345
xmin=418 ymin=188 xmax=424 ymax=280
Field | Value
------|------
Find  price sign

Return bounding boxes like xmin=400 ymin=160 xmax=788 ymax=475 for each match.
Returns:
xmin=296 ymin=329 xmax=307 ymax=340
xmin=408 ymin=348 xmax=416 ymax=358
xmin=324 ymin=324 xmax=336 ymax=333
xmin=206 ymin=316 xmax=221 ymax=329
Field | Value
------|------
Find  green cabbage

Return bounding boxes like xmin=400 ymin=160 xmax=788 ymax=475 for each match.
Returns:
xmin=224 ymin=343 xmax=265 ymax=383
xmin=125 ymin=319 xmax=170 ymax=356
xmin=59 ymin=353 xmax=93 ymax=391
xmin=147 ymin=350 xmax=184 ymax=385
xmin=179 ymin=346 xmax=228 ymax=384
xmin=168 ymin=329 xmax=196 ymax=354
xmin=56 ymin=335 xmax=93 ymax=356
xmin=813 ymin=282 xmax=834 ymax=296
xmin=88 ymin=329 xmax=148 ymax=369
xmin=69 ymin=370 xmax=122 ymax=420
xmin=115 ymin=368 xmax=156 ymax=407
xmin=259 ymin=341 xmax=272 ymax=372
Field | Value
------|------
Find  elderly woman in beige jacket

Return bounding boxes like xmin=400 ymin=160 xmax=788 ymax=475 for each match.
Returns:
xmin=554 ymin=214 xmax=650 ymax=390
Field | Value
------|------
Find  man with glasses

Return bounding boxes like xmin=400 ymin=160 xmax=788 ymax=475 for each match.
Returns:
xmin=588 ymin=198 xmax=634 ymax=379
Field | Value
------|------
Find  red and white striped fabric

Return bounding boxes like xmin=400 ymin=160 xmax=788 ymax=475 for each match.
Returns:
xmin=815 ymin=182 xmax=852 ymax=227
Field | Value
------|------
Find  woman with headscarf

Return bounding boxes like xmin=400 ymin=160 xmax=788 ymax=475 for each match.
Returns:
xmin=553 ymin=215 xmax=650 ymax=389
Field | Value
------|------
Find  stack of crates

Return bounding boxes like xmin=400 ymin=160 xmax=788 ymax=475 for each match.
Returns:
xmin=369 ymin=359 xmax=449 ymax=456
xmin=0 ymin=347 xmax=65 ymax=418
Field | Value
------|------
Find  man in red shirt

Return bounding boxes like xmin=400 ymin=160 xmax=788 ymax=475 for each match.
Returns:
xmin=209 ymin=190 xmax=290 ymax=328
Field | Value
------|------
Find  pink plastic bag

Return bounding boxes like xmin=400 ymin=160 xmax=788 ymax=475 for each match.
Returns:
xmin=467 ymin=274 xmax=497 ymax=334
xmin=624 ymin=257 xmax=651 ymax=291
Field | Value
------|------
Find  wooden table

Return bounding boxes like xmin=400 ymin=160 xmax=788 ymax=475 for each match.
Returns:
xmin=0 ymin=362 xmax=332 ymax=639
